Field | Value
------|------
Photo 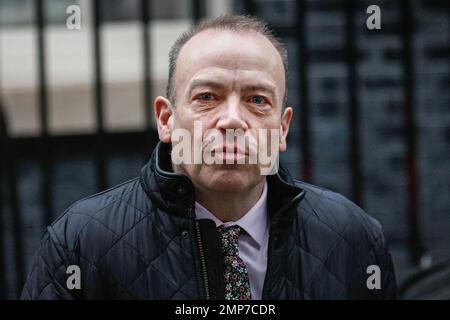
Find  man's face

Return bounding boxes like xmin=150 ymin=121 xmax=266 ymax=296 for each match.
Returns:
xmin=155 ymin=29 xmax=293 ymax=194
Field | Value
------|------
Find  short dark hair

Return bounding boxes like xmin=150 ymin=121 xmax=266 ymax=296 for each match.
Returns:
xmin=166 ymin=15 xmax=288 ymax=108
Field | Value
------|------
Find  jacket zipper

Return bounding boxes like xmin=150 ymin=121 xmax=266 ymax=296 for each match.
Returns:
xmin=189 ymin=206 xmax=210 ymax=300
xmin=195 ymin=221 xmax=210 ymax=300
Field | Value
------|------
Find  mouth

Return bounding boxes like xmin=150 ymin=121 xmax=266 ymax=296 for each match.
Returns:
xmin=210 ymin=145 xmax=249 ymax=163
xmin=222 ymin=145 xmax=248 ymax=155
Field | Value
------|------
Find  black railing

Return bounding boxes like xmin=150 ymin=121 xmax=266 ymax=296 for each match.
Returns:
xmin=400 ymin=0 xmax=424 ymax=265
xmin=92 ymin=0 xmax=108 ymax=192
xmin=141 ymin=0 xmax=153 ymax=131
xmin=296 ymin=0 xmax=312 ymax=183
xmin=345 ymin=0 xmax=363 ymax=206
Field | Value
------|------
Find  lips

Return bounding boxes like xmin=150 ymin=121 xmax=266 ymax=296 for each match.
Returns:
xmin=205 ymin=145 xmax=249 ymax=163
xmin=220 ymin=145 xmax=248 ymax=156
xmin=203 ymin=141 xmax=248 ymax=156
xmin=201 ymin=134 xmax=259 ymax=164
xmin=212 ymin=146 xmax=248 ymax=160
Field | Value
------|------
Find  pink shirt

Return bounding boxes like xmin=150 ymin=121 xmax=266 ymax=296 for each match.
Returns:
xmin=195 ymin=181 xmax=269 ymax=300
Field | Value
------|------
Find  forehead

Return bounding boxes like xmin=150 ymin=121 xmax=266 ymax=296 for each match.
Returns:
xmin=174 ymin=29 xmax=285 ymax=97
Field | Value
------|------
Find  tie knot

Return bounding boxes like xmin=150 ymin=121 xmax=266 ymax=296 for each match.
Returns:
xmin=218 ymin=225 xmax=242 ymax=246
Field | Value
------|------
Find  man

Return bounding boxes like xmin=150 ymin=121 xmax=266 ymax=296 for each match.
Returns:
xmin=21 ymin=15 xmax=396 ymax=300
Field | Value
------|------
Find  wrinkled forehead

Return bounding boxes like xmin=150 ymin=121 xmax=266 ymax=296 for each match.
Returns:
xmin=174 ymin=29 xmax=285 ymax=101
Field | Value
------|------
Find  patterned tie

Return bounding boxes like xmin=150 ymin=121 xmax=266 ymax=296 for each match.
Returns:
xmin=217 ymin=225 xmax=252 ymax=300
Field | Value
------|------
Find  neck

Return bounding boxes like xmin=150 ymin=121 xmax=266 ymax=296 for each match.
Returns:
xmin=195 ymin=180 xmax=266 ymax=222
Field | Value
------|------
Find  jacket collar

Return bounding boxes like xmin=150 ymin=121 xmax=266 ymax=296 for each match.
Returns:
xmin=139 ymin=142 xmax=305 ymax=224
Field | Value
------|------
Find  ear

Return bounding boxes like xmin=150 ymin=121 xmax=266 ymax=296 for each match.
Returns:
xmin=154 ymin=96 xmax=174 ymax=143
xmin=279 ymin=107 xmax=293 ymax=152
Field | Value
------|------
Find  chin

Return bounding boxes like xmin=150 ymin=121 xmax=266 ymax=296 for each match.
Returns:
xmin=200 ymin=165 xmax=259 ymax=192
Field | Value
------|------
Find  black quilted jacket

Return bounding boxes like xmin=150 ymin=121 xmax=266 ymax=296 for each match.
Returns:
xmin=21 ymin=142 xmax=396 ymax=299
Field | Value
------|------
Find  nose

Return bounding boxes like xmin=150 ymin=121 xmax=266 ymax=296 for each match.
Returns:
xmin=215 ymin=95 xmax=249 ymax=131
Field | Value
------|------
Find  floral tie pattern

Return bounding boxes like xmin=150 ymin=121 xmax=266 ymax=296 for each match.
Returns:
xmin=217 ymin=225 xmax=252 ymax=300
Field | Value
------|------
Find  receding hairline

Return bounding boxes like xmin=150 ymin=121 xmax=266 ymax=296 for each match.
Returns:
xmin=176 ymin=28 xmax=285 ymax=93
xmin=180 ymin=27 xmax=285 ymax=65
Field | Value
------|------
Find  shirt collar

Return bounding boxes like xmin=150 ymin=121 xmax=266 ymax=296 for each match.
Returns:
xmin=195 ymin=181 xmax=268 ymax=249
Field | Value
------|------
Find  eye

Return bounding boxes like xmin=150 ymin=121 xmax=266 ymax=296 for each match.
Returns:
xmin=249 ymin=95 xmax=266 ymax=105
xmin=197 ymin=93 xmax=215 ymax=101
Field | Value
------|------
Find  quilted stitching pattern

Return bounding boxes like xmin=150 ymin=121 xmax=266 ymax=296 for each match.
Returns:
xmin=21 ymin=147 xmax=396 ymax=300
xmin=22 ymin=179 xmax=197 ymax=299
xmin=273 ymin=181 xmax=394 ymax=299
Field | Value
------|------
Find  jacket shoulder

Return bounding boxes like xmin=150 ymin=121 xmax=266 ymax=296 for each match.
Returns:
xmin=293 ymin=179 xmax=384 ymax=246
xmin=21 ymin=177 xmax=154 ymax=299
xmin=49 ymin=177 xmax=150 ymax=253
xmin=291 ymin=180 xmax=396 ymax=299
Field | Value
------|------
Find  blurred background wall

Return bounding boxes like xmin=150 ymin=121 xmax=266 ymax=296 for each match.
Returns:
xmin=0 ymin=0 xmax=449 ymax=299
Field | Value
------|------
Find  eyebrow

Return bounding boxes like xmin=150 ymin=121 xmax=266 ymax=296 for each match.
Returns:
xmin=187 ymin=79 xmax=277 ymax=100
xmin=241 ymin=84 xmax=277 ymax=100
xmin=187 ymin=80 xmax=227 ymax=97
